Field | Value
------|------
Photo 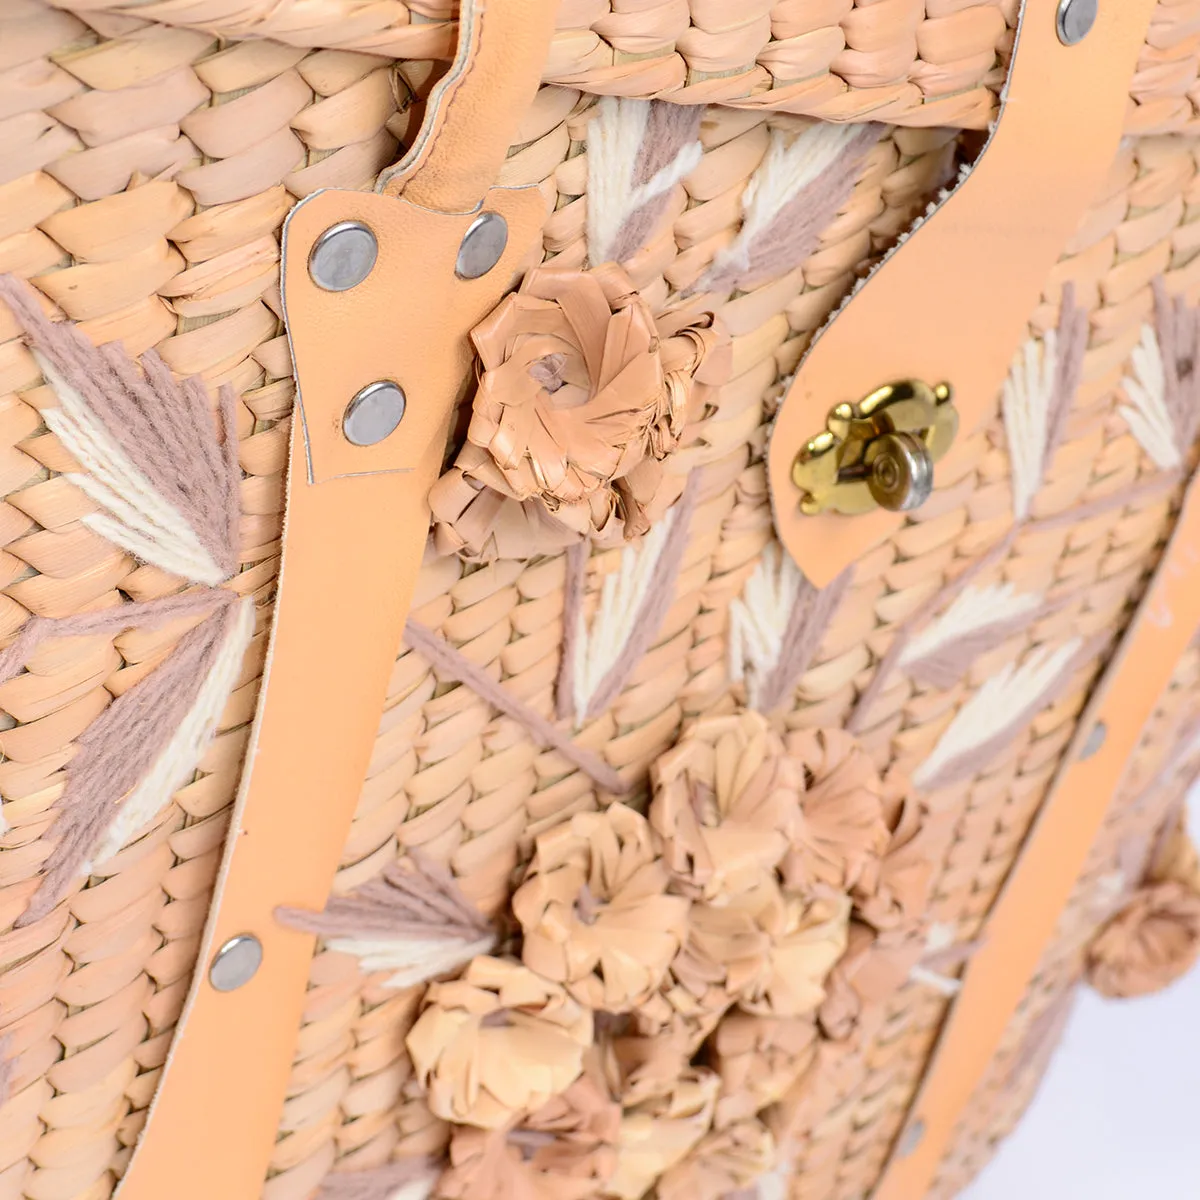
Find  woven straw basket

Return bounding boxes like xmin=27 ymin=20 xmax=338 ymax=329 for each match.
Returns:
xmin=2 ymin=1 xmax=1200 ymax=1198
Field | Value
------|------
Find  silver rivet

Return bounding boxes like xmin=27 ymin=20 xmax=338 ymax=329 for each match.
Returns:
xmin=456 ymin=212 xmax=507 ymax=280
xmin=343 ymin=380 xmax=406 ymax=446
xmin=896 ymin=1119 xmax=926 ymax=1158
xmin=309 ymin=221 xmax=377 ymax=292
xmin=209 ymin=934 xmax=262 ymax=992
xmin=1056 ymin=0 xmax=1097 ymax=45
xmin=1081 ymin=720 xmax=1107 ymax=760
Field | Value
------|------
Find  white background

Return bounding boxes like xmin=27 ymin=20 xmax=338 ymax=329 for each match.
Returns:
xmin=962 ymin=790 xmax=1200 ymax=1200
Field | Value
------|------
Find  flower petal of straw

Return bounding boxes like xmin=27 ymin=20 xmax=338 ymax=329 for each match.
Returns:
xmin=0 ymin=274 xmax=241 ymax=585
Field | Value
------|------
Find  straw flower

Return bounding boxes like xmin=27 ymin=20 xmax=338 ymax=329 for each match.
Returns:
xmin=597 ymin=1015 xmax=695 ymax=1107
xmin=710 ymin=1012 xmax=819 ymax=1127
xmin=431 ymin=264 xmax=724 ymax=557
xmin=781 ymin=728 xmax=890 ymax=897
xmin=677 ymin=877 xmax=850 ymax=1020
xmin=1085 ymin=881 xmax=1200 ymax=999
xmin=512 ymin=803 xmax=690 ymax=1012
xmin=656 ymin=1119 xmax=776 ymax=1200
xmin=407 ymin=957 xmax=593 ymax=1129
xmin=854 ymin=786 xmax=953 ymax=932
xmin=606 ymin=1069 xmax=720 ymax=1200
xmin=817 ymin=922 xmax=924 ymax=1042
xmin=650 ymin=711 xmax=802 ymax=902
xmin=437 ymin=1057 xmax=619 ymax=1200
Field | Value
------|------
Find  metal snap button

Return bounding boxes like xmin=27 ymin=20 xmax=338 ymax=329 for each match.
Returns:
xmin=209 ymin=934 xmax=263 ymax=992
xmin=1056 ymin=0 xmax=1097 ymax=45
xmin=1080 ymin=720 xmax=1107 ymax=760
xmin=309 ymin=221 xmax=378 ymax=292
xmin=865 ymin=430 xmax=935 ymax=512
xmin=792 ymin=379 xmax=957 ymax=517
xmin=456 ymin=212 xmax=508 ymax=280
xmin=343 ymin=380 xmax=406 ymax=447
xmin=896 ymin=1118 xmax=926 ymax=1158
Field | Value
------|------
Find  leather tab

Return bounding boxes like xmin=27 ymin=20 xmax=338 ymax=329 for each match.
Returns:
xmin=874 ymin=469 xmax=1200 ymax=1198
xmin=282 ymin=186 xmax=544 ymax=485
xmin=379 ymin=0 xmax=558 ymax=213
xmin=768 ymin=0 xmax=1159 ymax=587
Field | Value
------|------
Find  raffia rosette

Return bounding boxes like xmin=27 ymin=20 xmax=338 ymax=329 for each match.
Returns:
xmin=1085 ymin=809 xmax=1200 ymax=999
xmin=630 ymin=962 xmax=736 ymax=1054
xmin=673 ymin=877 xmax=850 ymax=1021
xmin=437 ymin=1056 xmax=619 ymax=1200
xmin=649 ymin=711 xmax=802 ymax=902
xmin=512 ymin=804 xmax=691 ymax=1012
xmin=780 ymin=728 xmax=890 ymax=898
xmin=596 ymin=1015 xmax=695 ymax=1108
xmin=854 ymin=782 xmax=954 ymax=932
xmin=406 ymin=957 xmax=593 ymax=1130
xmin=606 ymin=1068 xmax=720 ymax=1200
xmin=710 ymin=1013 xmax=819 ymax=1127
xmin=655 ymin=1118 xmax=776 ymax=1200
xmin=817 ymin=922 xmax=924 ymax=1042
xmin=1084 ymin=882 xmax=1200 ymax=998
xmin=429 ymin=263 xmax=725 ymax=559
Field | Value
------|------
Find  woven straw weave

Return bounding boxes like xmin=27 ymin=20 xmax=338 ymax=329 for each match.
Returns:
xmin=2 ymin=2 xmax=1200 ymax=1200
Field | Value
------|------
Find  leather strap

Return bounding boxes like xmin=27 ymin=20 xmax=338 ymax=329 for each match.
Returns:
xmin=115 ymin=4 xmax=555 ymax=1197
xmin=873 ymin=467 xmax=1200 ymax=1199
xmin=377 ymin=0 xmax=556 ymax=210
xmin=768 ymin=0 xmax=1159 ymax=588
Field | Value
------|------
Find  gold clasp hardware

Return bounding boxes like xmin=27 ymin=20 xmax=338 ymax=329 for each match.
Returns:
xmin=791 ymin=380 xmax=958 ymax=516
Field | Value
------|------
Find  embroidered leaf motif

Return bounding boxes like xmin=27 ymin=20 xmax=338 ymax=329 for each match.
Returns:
xmin=314 ymin=1161 xmax=437 ymax=1200
xmin=1120 ymin=324 xmax=1179 ymax=469
xmin=729 ymin=544 xmax=805 ymax=705
xmin=587 ymin=98 xmax=704 ymax=267
xmin=698 ymin=123 xmax=881 ymax=294
xmin=561 ymin=478 xmax=698 ymax=724
xmin=899 ymin=582 xmax=1044 ymax=690
xmin=914 ymin=639 xmax=1083 ymax=792
xmin=277 ymin=853 xmax=495 ymax=990
xmin=728 ymin=545 xmax=849 ymax=712
xmin=407 ymin=618 xmax=627 ymax=795
xmin=1120 ymin=283 xmax=1200 ymax=471
xmin=16 ymin=596 xmax=254 ymax=926
xmin=1001 ymin=289 xmax=1088 ymax=520
xmin=907 ymin=922 xmax=983 ymax=996
xmin=0 ymin=274 xmax=241 ymax=585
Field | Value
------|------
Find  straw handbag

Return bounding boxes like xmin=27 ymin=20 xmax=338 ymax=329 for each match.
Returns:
xmin=2 ymin=0 xmax=1200 ymax=1197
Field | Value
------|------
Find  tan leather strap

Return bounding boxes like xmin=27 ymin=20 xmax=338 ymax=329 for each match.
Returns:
xmin=377 ymin=0 xmax=554 ymax=210
xmin=768 ymin=0 xmax=1159 ymax=588
xmin=873 ymin=467 xmax=1200 ymax=1199
xmin=115 ymin=4 xmax=555 ymax=1197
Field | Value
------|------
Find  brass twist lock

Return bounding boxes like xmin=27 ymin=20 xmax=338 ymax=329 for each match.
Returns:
xmin=791 ymin=380 xmax=957 ymax=516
